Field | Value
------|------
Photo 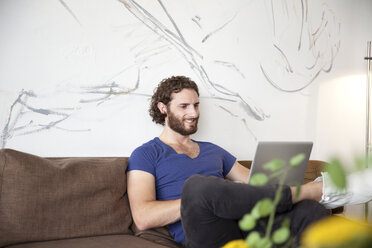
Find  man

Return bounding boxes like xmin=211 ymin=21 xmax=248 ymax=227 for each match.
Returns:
xmin=127 ymin=76 xmax=328 ymax=248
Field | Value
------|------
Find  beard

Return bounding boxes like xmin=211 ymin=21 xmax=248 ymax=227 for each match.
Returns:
xmin=167 ymin=110 xmax=199 ymax=136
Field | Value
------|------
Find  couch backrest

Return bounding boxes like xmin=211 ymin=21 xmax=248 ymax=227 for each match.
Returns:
xmin=0 ymin=149 xmax=339 ymax=247
xmin=0 ymin=149 xmax=133 ymax=247
xmin=238 ymin=160 xmax=326 ymax=183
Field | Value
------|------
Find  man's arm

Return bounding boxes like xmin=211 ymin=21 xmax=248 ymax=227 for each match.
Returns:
xmin=226 ymin=161 xmax=250 ymax=183
xmin=127 ymin=170 xmax=181 ymax=231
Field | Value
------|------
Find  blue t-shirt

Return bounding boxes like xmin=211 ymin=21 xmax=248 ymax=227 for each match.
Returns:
xmin=127 ymin=137 xmax=236 ymax=243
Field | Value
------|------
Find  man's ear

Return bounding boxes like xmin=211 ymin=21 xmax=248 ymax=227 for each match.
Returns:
xmin=157 ymin=102 xmax=167 ymax=114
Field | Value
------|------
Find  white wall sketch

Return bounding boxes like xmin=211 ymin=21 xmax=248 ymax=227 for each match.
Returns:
xmin=0 ymin=0 xmax=370 ymax=159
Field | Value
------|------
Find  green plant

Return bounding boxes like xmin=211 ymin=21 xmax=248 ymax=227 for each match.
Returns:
xmin=238 ymin=153 xmax=306 ymax=248
xmin=230 ymin=155 xmax=372 ymax=248
xmin=324 ymin=155 xmax=372 ymax=191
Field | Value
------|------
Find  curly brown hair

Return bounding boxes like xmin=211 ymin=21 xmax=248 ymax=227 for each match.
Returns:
xmin=149 ymin=76 xmax=199 ymax=125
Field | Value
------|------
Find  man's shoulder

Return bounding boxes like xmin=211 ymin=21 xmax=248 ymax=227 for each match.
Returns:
xmin=131 ymin=137 xmax=163 ymax=157
xmin=128 ymin=138 xmax=163 ymax=173
xmin=195 ymin=140 xmax=223 ymax=149
xmin=138 ymin=137 xmax=159 ymax=148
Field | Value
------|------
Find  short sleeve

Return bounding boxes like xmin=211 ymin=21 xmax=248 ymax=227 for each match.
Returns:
xmin=220 ymin=146 xmax=236 ymax=177
xmin=127 ymin=146 xmax=156 ymax=176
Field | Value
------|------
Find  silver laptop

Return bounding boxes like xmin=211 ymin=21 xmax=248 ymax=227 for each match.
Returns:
xmin=247 ymin=141 xmax=313 ymax=186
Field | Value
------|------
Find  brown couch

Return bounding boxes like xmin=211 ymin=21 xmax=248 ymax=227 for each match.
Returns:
xmin=0 ymin=148 xmax=341 ymax=248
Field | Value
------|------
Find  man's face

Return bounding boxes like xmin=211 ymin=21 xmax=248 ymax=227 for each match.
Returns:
xmin=166 ymin=88 xmax=199 ymax=136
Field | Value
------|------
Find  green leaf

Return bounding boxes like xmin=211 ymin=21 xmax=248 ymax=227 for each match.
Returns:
xmin=253 ymin=198 xmax=274 ymax=218
xmin=245 ymin=231 xmax=261 ymax=246
xmin=263 ymin=159 xmax=284 ymax=171
xmin=239 ymin=214 xmax=256 ymax=231
xmin=255 ymin=237 xmax=272 ymax=248
xmin=249 ymin=173 xmax=268 ymax=186
xmin=325 ymin=159 xmax=347 ymax=189
xmin=250 ymin=204 xmax=261 ymax=219
xmin=268 ymin=169 xmax=285 ymax=180
xmin=272 ymin=227 xmax=290 ymax=244
xmin=289 ymin=153 xmax=306 ymax=167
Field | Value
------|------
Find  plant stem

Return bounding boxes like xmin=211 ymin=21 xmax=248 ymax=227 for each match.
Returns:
xmin=265 ymin=171 xmax=288 ymax=239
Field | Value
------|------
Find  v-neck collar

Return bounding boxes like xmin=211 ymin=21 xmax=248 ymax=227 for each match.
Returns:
xmin=155 ymin=137 xmax=201 ymax=159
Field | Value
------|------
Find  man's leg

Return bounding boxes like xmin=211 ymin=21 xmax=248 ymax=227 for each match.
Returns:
xmin=181 ymin=175 xmax=329 ymax=248
xmin=274 ymin=199 xmax=330 ymax=246
xmin=181 ymin=175 xmax=293 ymax=248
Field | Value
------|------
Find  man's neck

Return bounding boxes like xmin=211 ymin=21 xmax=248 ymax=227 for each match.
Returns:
xmin=159 ymin=126 xmax=192 ymax=146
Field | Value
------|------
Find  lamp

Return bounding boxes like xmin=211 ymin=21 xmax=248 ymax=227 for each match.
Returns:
xmin=365 ymin=41 xmax=372 ymax=221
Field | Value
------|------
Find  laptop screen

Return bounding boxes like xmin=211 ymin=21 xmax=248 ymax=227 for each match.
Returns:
xmin=247 ymin=141 xmax=313 ymax=186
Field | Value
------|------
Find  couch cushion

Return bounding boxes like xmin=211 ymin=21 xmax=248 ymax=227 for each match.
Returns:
xmin=131 ymin=223 xmax=182 ymax=248
xmin=0 ymin=149 xmax=132 ymax=247
xmin=5 ymin=234 xmax=170 ymax=248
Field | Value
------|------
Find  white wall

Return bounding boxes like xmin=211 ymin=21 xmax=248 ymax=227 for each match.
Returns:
xmin=311 ymin=0 xmax=372 ymax=221
xmin=0 ymin=0 xmax=371 ymax=219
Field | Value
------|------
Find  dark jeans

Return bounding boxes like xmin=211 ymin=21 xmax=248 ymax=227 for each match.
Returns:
xmin=181 ymin=175 xmax=329 ymax=248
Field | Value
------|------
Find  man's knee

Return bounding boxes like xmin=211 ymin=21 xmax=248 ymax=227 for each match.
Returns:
xmin=299 ymin=200 xmax=330 ymax=219
xmin=183 ymin=175 xmax=208 ymax=199
xmin=181 ymin=175 xmax=217 ymax=210
xmin=291 ymin=200 xmax=330 ymax=233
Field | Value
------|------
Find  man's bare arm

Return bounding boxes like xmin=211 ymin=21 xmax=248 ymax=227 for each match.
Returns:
xmin=127 ymin=170 xmax=181 ymax=231
xmin=226 ymin=161 xmax=250 ymax=183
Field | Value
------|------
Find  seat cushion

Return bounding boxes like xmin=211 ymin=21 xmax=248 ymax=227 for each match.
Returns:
xmin=5 ymin=235 xmax=170 ymax=248
xmin=131 ymin=223 xmax=182 ymax=248
xmin=0 ymin=149 xmax=132 ymax=247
